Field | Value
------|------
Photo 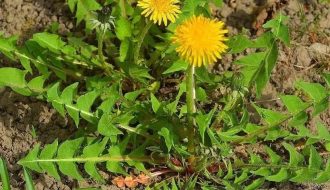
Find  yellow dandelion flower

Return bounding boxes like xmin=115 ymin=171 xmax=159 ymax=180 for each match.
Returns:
xmin=137 ymin=0 xmax=181 ymax=26
xmin=172 ymin=15 xmax=229 ymax=67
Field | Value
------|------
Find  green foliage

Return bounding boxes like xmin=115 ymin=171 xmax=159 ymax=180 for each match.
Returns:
xmin=0 ymin=0 xmax=329 ymax=189
xmin=0 ymin=157 xmax=11 ymax=190
xmin=67 ymin=0 xmax=101 ymax=25
xmin=23 ymin=168 xmax=35 ymax=190
xmin=18 ymin=137 xmax=156 ymax=181
xmin=231 ymin=13 xmax=290 ymax=96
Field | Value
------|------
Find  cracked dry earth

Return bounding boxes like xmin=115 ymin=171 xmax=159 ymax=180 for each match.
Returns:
xmin=0 ymin=0 xmax=330 ymax=189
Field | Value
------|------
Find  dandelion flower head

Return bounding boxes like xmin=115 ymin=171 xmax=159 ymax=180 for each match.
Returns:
xmin=137 ymin=0 xmax=181 ymax=26
xmin=172 ymin=15 xmax=228 ymax=67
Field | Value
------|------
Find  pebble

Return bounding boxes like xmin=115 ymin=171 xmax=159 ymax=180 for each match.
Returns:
xmin=309 ymin=43 xmax=330 ymax=55
xmin=296 ymin=46 xmax=311 ymax=67
xmin=320 ymin=13 xmax=330 ymax=29
xmin=287 ymin=0 xmax=301 ymax=12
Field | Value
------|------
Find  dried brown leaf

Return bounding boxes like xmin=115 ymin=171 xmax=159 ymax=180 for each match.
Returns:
xmin=112 ymin=176 xmax=125 ymax=188
xmin=124 ymin=176 xmax=139 ymax=188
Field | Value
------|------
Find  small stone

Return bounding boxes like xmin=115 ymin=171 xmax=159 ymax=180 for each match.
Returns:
xmin=295 ymin=46 xmax=311 ymax=67
xmin=320 ymin=13 xmax=330 ymax=29
xmin=6 ymin=13 xmax=14 ymax=23
xmin=287 ymin=0 xmax=301 ymax=12
xmin=309 ymin=43 xmax=330 ymax=55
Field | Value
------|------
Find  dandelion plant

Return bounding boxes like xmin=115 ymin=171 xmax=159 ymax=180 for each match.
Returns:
xmin=0 ymin=0 xmax=329 ymax=189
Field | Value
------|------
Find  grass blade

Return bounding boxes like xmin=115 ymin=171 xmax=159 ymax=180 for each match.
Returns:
xmin=23 ymin=167 xmax=35 ymax=190
xmin=0 ymin=157 xmax=11 ymax=190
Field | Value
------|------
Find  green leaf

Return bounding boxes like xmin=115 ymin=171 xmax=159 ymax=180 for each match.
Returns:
xmin=61 ymin=83 xmax=78 ymax=104
xmin=228 ymin=34 xmax=253 ymax=54
xmin=309 ymin=146 xmax=322 ymax=170
xmin=290 ymin=168 xmax=315 ymax=183
xmin=129 ymin=65 xmax=153 ymax=82
xmin=295 ymin=81 xmax=327 ymax=103
xmin=33 ymin=33 xmax=66 ymax=53
xmin=234 ymin=52 xmax=266 ymax=87
xmin=98 ymin=85 xmax=120 ymax=114
xmin=265 ymin=168 xmax=289 ymax=182
xmin=19 ymin=54 xmax=33 ymax=74
xmin=244 ymin=178 xmax=265 ymax=190
xmin=18 ymin=144 xmax=42 ymax=173
xmin=163 ymin=60 xmax=189 ymax=74
xmin=224 ymin=161 xmax=234 ymax=180
xmin=196 ymin=109 xmax=215 ymax=144
xmin=106 ymin=145 xmax=127 ymax=175
xmin=315 ymin=160 xmax=330 ymax=183
xmin=253 ymin=105 xmax=287 ymax=125
xmin=0 ymin=68 xmax=30 ymax=94
xmin=77 ymin=91 xmax=99 ymax=123
xmin=196 ymin=87 xmax=207 ymax=102
xmin=126 ymin=144 xmax=147 ymax=173
xmin=57 ymin=138 xmax=84 ymax=180
xmin=265 ymin=146 xmax=281 ymax=164
xmin=255 ymin=44 xmax=278 ymax=97
xmin=182 ymin=0 xmax=206 ymax=14
xmin=125 ymin=89 xmax=144 ymax=101
xmin=70 ymin=0 xmax=101 ymax=24
xmin=0 ymin=157 xmax=10 ymax=190
xmin=0 ymin=36 xmax=17 ymax=59
xmin=263 ymin=14 xmax=290 ymax=46
xmin=67 ymin=0 xmax=76 ymax=12
xmin=119 ymin=39 xmax=130 ymax=62
xmin=116 ymin=17 xmax=132 ymax=40
xmin=98 ymin=114 xmax=123 ymax=137
xmin=251 ymin=168 xmax=271 ymax=177
xmin=234 ymin=170 xmax=249 ymax=184
xmin=282 ymin=142 xmax=304 ymax=167
xmin=61 ymin=83 xmax=79 ymax=127
xmin=212 ymin=0 xmax=223 ymax=6
xmin=158 ymin=128 xmax=173 ymax=152
xmin=316 ymin=122 xmax=330 ymax=141
xmin=322 ymin=72 xmax=330 ymax=87
xmin=27 ymin=75 xmax=48 ymax=93
xmin=252 ymin=32 xmax=273 ymax=48
xmin=23 ymin=168 xmax=35 ymax=190
xmin=47 ymin=83 xmax=66 ymax=117
xmin=280 ymin=95 xmax=309 ymax=114
xmin=39 ymin=140 xmax=60 ymax=180
xmin=82 ymin=138 xmax=108 ymax=182
xmin=61 ymin=83 xmax=80 ymax=125
xmin=150 ymin=93 xmax=161 ymax=113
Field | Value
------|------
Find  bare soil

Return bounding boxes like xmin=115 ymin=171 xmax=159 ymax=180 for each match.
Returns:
xmin=0 ymin=0 xmax=329 ymax=189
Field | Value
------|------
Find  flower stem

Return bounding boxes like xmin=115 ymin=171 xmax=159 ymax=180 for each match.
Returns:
xmin=186 ymin=64 xmax=196 ymax=156
xmin=119 ymin=0 xmax=127 ymax=18
xmin=134 ymin=21 xmax=153 ymax=64
xmin=98 ymin=30 xmax=111 ymax=75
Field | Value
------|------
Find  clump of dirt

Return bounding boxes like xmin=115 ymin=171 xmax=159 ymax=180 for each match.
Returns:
xmin=0 ymin=0 xmax=73 ymax=38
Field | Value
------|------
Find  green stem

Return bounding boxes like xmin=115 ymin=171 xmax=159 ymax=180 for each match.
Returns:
xmin=98 ymin=31 xmax=111 ymax=75
xmin=134 ymin=21 xmax=153 ymax=64
xmin=119 ymin=0 xmax=127 ymax=18
xmin=19 ymin=155 xmax=165 ymax=165
xmin=186 ymin=64 xmax=196 ymax=155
